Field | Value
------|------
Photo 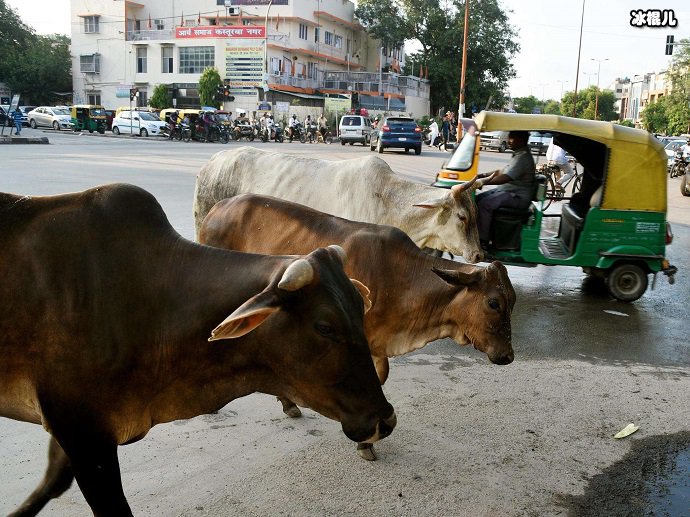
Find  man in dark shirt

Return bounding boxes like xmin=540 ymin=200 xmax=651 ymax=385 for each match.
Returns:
xmin=474 ymin=130 xmax=536 ymax=247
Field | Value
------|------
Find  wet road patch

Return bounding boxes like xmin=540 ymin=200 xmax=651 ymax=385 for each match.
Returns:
xmin=563 ymin=431 xmax=690 ymax=516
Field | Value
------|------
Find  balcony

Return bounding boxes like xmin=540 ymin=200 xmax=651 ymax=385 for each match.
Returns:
xmin=127 ymin=29 xmax=175 ymax=41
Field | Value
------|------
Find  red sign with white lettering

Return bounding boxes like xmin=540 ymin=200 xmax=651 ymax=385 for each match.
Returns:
xmin=175 ymin=26 xmax=265 ymax=39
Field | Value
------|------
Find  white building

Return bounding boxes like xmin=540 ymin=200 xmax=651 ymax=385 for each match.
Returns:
xmin=70 ymin=0 xmax=429 ymax=118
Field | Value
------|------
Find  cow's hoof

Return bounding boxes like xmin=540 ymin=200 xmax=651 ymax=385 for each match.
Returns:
xmin=356 ymin=443 xmax=377 ymax=461
xmin=284 ymin=406 xmax=302 ymax=418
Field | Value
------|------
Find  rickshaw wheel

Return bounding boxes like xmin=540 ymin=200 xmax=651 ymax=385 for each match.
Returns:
xmin=680 ymin=174 xmax=690 ymax=197
xmin=606 ymin=263 xmax=648 ymax=302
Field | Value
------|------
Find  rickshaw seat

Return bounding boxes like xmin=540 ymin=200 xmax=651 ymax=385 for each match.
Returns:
xmin=558 ymin=203 xmax=585 ymax=255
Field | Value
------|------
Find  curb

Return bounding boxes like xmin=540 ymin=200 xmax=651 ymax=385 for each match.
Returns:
xmin=0 ymin=136 xmax=50 ymax=145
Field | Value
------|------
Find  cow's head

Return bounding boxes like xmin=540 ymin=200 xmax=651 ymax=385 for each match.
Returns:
xmin=209 ymin=245 xmax=396 ymax=444
xmin=432 ymin=261 xmax=515 ymax=365
xmin=413 ymin=178 xmax=483 ymax=263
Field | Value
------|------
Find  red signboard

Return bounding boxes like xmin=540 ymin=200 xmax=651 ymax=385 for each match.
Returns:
xmin=175 ymin=26 xmax=265 ymax=39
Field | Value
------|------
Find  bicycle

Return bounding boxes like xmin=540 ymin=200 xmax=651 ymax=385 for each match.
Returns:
xmin=536 ymin=160 xmax=582 ymax=210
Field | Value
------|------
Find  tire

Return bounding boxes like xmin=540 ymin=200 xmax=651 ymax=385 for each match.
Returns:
xmin=140 ymin=128 xmax=148 ymax=137
xmin=52 ymin=121 xmax=60 ymax=131
xmin=325 ymin=134 xmax=333 ymax=144
xmin=30 ymin=119 xmax=37 ymax=129
xmin=606 ymin=263 xmax=648 ymax=302
xmin=364 ymin=134 xmax=370 ymax=146
xmin=299 ymin=134 xmax=306 ymax=144
xmin=370 ymin=139 xmax=375 ymax=151
xmin=669 ymin=163 xmax=680 ymax=178
xmin=404 ymin=148 xmax=410 ymax=153
xmin=349 ymin=142 xmax=354 ymax=146
xmin=341 ymin=139 xmax=345 ymax=146
xmin=542 ymin=174 xmax=555 ymax=210
xmin=248 ymin=133 xmax=255 ymax=142
xmin=681 ymin=174 xmax=690 ymax=197
xmin=415 ymin=146 xmax=422 ymax=155
xmin=377 ymin=141 xmax=384 ymax=154
xmin=219 ymin=131 xmax=229 ymax=144
xmin=498 ymin=142 xmax=507 ymax=153
xmin=182 ymin=130 xmax=191 ymax=143
xmin=112 ymin=126 xmax=120 ymax=135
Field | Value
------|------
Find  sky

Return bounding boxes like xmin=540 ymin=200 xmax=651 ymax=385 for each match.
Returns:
xmin=6 ymin=0 xmax=690 ymax=101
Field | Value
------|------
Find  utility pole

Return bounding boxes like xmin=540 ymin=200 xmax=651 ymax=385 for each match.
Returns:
xmin=457 ymin=0 xmax=470 ymax=141
xmin=572 ymin=0 xmax=586 ymax=117
xmin=591 ymin=57 xmax=608 ymax=120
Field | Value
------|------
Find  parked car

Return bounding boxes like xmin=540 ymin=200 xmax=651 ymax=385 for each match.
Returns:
xmin=111 ymin=110 xmax=166 ymax=137
xmin=27 ymin=106 xmax=74 ymax=130
xmin=479 ymin=130 xmax=509 ymax=152
xmin=528 ymin=131 xmax=553 ymax=155
xmin=339 ymin=115 xmax=372 ymax=145
xmin=663 ymin=139 xmax=687 ymax=168
xmin=1 ymin=105 xmax=27 ymax=127
xmin=369 ymin=116 xmax=423 ymax=155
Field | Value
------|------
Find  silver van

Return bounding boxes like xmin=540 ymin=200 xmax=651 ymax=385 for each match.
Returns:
xmin=339 ymin=115 xmax=372 ymax=146
xmin=479 ymin=130 xmax=509 ymax=152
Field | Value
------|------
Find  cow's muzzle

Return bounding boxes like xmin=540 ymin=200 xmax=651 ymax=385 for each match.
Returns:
xmin=343 ymin=407 xmax=397 ymax=443
xmin=489 ymin=348 xmax=514 ymax=365
xmin=360 ymin=411 xmax=397 ymax=444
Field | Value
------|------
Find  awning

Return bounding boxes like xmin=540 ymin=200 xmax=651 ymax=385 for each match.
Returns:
xmin=269 ymin=89 xmax=324 ymax=100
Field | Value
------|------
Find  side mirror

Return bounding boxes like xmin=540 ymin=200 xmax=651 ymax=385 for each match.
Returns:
xmin=133 ymin=117 xmax=140 ymax=121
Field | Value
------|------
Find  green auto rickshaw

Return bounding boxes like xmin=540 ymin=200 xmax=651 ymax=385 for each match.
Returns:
xmin=71 ymin=105 xmax=107 ymax=134
xmin=434 ymin=111 xmax=678 ymax=302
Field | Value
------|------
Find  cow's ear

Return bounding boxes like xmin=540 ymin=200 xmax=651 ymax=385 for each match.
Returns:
xmin=350 ymin=278 xmax=373 ymax=313
xmin=209 ymin=291 xmax=280 ymax=341
xmin=412 ymin=194 xmax=449 ymax=209
xmin=431 ymin=266 xmax=481 ymax=287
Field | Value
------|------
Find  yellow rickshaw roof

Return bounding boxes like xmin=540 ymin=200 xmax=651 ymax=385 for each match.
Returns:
xmin=473 ymin=111 xmax=667 ymax=212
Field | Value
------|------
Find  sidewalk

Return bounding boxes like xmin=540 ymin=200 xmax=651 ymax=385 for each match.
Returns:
xmin=0 ymin=135 xmax=49 ymax=144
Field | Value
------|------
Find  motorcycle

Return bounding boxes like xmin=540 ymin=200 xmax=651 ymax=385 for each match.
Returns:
xmin=273 ymin=124 xmax=284 ymax=143
xmin=232 ymin=120 xmax=255 ymax=141
xmin=317 ymin=126 xmax=333 ymax=144
xmin=288 ymin=122 xmax=307 ymax=143
xmin=161 ymin=123 xmax=192 ymax=142
xmin=669 ymin=149 xmax=690 ymax=178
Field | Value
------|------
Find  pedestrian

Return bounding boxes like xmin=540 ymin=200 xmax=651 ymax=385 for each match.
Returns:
xmin=546 ymin=137 xmax=575 ymax=192
xmin=474 ymin=130 xmax=536 ymax=249
xmin=439 ymin=112 xmax=451 ymax=151
xmin=12 ymin=107 xmax=22 ymax=136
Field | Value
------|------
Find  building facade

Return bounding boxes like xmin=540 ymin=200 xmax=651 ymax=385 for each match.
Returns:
xmin=70 ymin=0 xmax=430 ymax=118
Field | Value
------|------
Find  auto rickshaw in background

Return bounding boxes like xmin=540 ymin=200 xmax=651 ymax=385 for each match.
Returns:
xmin=432 ymin=111 xmax=677 ymax=302
xmin=215 ymin=110 xmax=233 ymax=130
xmin=71 ymin=105 xmax=107 ymax=134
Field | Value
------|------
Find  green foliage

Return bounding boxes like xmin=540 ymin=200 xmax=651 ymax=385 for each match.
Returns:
xmin=149 ymin=84 xmax=172 ymax=110
xmin=544 ymin=100 xmax=561 ymax=115
xmin=512 ymin=95 xmax=539 ymax=114
xmin=0 ymin=2 xmax=71 ymax=104
xmin=641 ymin=96 xmax=668 ymax=133
xmin=560 ymin=86 xmax=617 ymax=121
xmin=663 ymin=39 xmax=690 ymax=134
xmin=198 ymin=67 xmax=222 ymax=107
xmin=616 ymin=119 xmax=635 ymax=128
xmin=356 ymin=0 xmax=519 ymax=116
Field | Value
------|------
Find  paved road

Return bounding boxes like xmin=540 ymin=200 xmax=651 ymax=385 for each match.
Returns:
xmin=1 ymin=128 xmax=688 ymax=516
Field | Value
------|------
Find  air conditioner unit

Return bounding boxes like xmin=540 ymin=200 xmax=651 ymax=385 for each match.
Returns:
xmin=228 ymin=6 xmax=240 ymax=16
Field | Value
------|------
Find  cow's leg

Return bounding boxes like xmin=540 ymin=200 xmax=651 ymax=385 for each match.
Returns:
xmin=8 ymin=437 xmax=74 ymax=517
xmin=49 ymin=426 xmax=132 ymax=517
xmin=277 ymin=396 xmax=302 ymax=418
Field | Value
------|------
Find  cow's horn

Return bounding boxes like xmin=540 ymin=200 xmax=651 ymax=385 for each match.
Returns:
xmin=278 ymin=259 xmax=314 ymax=291
xmin=327 ymin=244 xmax=347 ymax=266
xmin=451 ymin=176 xmax=478 ymax=197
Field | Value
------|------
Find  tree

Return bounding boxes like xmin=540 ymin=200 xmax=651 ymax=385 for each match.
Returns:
xmin=198 ymin=67 xmax=222 ymax=108
xmin=149 ymin=84 xmax=172 ymax=110
xmin=664 ymin=38 xmax=690 ymax=135
xmin=641 ymin=96 xmax=669 ymax=133
xmin=512 ymin=95 xmax=540 ymax=114
xmin=356 ymin=0 xmax=519 ymax=116
xmin=560 ymin=86 xmax=616 ymax=121
xmin=544 ymin=100 xmax=561 ymax=115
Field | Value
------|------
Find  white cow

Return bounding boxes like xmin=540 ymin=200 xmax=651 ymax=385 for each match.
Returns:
xmin=193 ymin=146 xmax=483 ymax=262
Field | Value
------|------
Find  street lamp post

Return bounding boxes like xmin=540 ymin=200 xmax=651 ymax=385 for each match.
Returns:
xmin=557 ymin=80 xmax=569 ymax=101
xmin=263 ymin=0 xmax=274 ymax=91
xmin=379 ymin=46 xmax=384 ymax=96
xmin=591 ymin=57 xmax=608 ymax=120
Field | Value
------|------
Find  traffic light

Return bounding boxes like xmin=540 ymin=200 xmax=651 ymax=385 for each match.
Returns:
xmin=665 ymin=35 xmax=674 ymax=55
xmin=129 ymin=87 xmax=138 ymax=101
xmin=216 ymin=85 xmax=224 ymax=102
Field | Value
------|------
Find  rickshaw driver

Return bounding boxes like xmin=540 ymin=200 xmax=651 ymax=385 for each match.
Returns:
xmin=474 ymin=130 xmax=536 ymax=248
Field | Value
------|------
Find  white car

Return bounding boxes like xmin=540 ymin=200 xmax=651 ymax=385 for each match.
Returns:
xmin=112 ymin=110 xmax=166 ymax=137
xmin=664 ymin=139 xmax=687 ymax=170
xmin=27 ymin=106 xmax=73 ymax=130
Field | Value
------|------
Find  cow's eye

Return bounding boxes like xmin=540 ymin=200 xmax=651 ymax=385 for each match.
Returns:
xmin=488 ymin=298 xmax=500 ymax=311
xmin=315 ymin=322 xmax=334 ymax=336
xmin=457 ymin=214 xmax=467 ymax=223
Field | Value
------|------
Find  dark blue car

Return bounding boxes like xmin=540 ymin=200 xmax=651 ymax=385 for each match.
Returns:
xmin=370 ymin=116 xmax=423 ymax=155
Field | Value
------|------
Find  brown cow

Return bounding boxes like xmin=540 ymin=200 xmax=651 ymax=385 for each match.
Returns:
xmin=199 ymin=193 xmax=516 ymax=460
xmin=0 ymin=184 xmax=395 ymax=516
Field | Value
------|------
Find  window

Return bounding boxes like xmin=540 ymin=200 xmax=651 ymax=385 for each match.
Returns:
xmin=299 ymin=23 xmax=308 ymax=40
xmin=347 ymin=38 xmax=350 ymax=53
xmin=270 ymin=57 xmax=281 ymax=75
xmin=307 ymin=62 xmax=317 ymax=80
xmin=334 ymin=35 xmax=343 ymax=49
xmin=325 ymin=31 xmax=333 ymax=46
xmin=136 ymin=47 xmax=147 ymax=73
xmin=314 ymin=27 xmax=320 ymax=43
xmin=136 ymin=90 xmax=148 ymax=108
xmin=87 ymin=93 xmax=101 ymax=105
xmin=179 ymin=47 xmax=214 ymax=74
xmin=83 ymin=16 xmax=99 ymax=33
xmin=154 ymin=19 xmax=165 ymax=30
xmin=80 ymin=54 xmax=101 ymax=73
xmin=161 ymin=47 xmax=173 ymax=73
